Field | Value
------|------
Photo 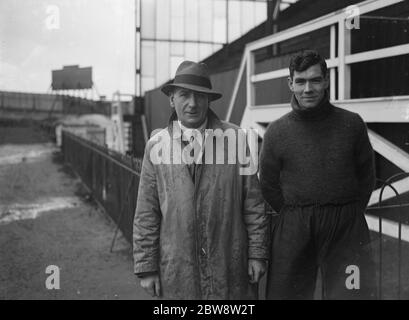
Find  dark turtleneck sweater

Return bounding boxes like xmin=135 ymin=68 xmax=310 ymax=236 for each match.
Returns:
xmin=259 ymin=94 xmax=375 ymax=213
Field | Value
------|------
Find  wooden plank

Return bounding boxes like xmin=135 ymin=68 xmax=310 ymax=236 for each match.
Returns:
xmin=368 ymin=129 xmax=409 ymax=172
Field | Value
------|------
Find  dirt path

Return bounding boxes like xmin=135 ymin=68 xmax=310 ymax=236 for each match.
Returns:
xmin=0 ymin=123 xmax=151 ymax=299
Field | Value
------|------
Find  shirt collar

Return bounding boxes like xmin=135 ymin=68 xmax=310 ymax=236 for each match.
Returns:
xmin=178 ymin=118 xmax=208 ymax=134
xmin=167 ymin=109 xmax=221 ymax=140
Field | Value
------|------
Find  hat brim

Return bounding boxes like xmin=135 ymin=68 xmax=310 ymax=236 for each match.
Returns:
xmin=161 ymin=83 xmax=222 ymax=102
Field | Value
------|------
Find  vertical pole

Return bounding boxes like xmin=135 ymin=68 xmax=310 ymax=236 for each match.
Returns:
xmin=338 ymin=17 xmax=351 ymax=100
xmin=330 ymin=24 xmax=336 ymax=101
xmin=272 ymin=0 xmax=280 ymax=55
xmin=398 ymin=215 xmax=402 ymax=299
xmin=378 ymin=209 xmax=383 ymax=299
xmin=246 ymin=49 xmax=255 ymax=109
xmin=135 ymin=0 xmax=142 ymax=97
xmin=225 ymin=0 xmax=228 ymax=44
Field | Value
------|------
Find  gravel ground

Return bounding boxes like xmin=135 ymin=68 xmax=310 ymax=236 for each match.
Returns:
xmin=0 ymin=122 xmax=151 ymax=300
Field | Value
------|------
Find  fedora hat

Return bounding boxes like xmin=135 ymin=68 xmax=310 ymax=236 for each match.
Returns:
xmin=161 ymin=61 xmax=222 ymax=101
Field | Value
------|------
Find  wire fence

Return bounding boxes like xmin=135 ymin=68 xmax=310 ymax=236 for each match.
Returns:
xmin=61 ymin=130 xmax=142 ymax=244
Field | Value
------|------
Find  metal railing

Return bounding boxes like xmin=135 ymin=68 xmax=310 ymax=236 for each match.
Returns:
xmin=61 ymin=130 xmax=142 ymax=244
xmin=0 ymin=90 xmax=110 ymax=116
xmin=366 ymin=174 xmax=409 ymax=299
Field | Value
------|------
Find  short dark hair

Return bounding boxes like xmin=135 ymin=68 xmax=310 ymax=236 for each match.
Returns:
xmin=289 ymin=50 xmax=328 ymax=79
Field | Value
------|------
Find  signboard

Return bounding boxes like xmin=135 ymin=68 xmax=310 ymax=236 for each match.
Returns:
xmin=52 ymin=65 xmax=92 ymax=90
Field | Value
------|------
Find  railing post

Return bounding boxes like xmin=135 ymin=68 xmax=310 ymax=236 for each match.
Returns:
xmin=338 ymin=17 xmax=351 ymax=100
xmin=330 ymin=24 xmax=337 ymax=101
xmin=225 ymin=52 xmax=247 ymax=122
xmin=246 ymin=50 xmax=255 ymax=109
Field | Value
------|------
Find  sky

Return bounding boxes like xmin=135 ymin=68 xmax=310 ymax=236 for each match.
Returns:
xmin=0 ymin=0 xmax=135 ymax=98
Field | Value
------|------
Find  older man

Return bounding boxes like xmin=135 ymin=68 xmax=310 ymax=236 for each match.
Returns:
xmin=260 ymin=50 xmax=376 ymax=299
xmin=133 ymin=61 xmax=269 ymax=299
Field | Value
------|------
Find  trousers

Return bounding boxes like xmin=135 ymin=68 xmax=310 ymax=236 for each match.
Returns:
xmin=266 ymin=201 xmax=377 ymax=300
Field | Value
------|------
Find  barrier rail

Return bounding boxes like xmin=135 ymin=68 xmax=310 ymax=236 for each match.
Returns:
xmin=369 ymin=173 xmax=409 ymax=299
xmin=0 ymin=91 xmax=110 ymax=116
xmin=61 ymin=130 xmax=142 ymax=243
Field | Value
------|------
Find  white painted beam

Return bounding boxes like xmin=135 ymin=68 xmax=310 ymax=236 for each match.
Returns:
xmin=245 ymin=101 xmax=409 ymax=132
xmin=245 ymin=105 xmax=292 ymax=124
xmin=239 ymin=108 xmax=252 ymax=130
xmin=368 ymin=129 xmax=409 ymax=172
xmin=345 ymin=43 xmax=409 ymax=65
xmin=247 ymin=0 xmax=404 ymax=52
xmin=240 ymin=109 xmax=269 ymax=139
xmin=247 ymin=13 xmax=339 ymax=52
xmin=251 ymin=69 xmax=289 ymax=83
xmin=330 ymin=25 xmax=337 ymax=101
xmin=246 ymin=52 xmax=255 ymax=109
xmin=335 ymin=96 xmax=409 ymax=123
xmin=365 ymin=213 xmax=409 ymax=242
xmin=226 ymin=51 xmax=247 ymax=122
xmin=242 ymin=96 xmax=409 ymax=123
xmin=250 ymin=122 xmax=266 ymax=139
xmin=250 ymin=59 xmax=338 ymax=83
xmin=338 ymin=17 xmax=351 ymax=100
xmin=358 ymin=0 xmax=404 ymax=16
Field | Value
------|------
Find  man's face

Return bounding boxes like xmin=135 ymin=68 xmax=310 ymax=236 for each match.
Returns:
xmin=170 ymin=87 xmax=209 ymax=128
xmin=288 ymin=63 xmax=329 ymax=109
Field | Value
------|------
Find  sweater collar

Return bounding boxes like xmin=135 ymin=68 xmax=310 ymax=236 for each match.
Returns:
xmin=290 ymin=91 xmax=333 ymax=121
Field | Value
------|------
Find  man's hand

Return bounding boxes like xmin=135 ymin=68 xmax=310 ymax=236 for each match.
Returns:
xmin=248 ymin=259 xmax=267 ymax=284
xmin=140 ymin=274 xmax=161 ymax=297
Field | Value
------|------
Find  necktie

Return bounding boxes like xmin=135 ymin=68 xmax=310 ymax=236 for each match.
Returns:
xmin=184 ymin=132 xmax=202 ymax=183
xmin=189 ymin=135 xmax=196 ymax=182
